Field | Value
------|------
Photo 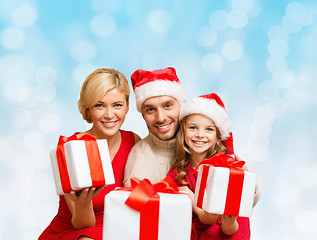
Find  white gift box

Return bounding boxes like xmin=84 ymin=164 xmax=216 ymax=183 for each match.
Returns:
xmin=103 ymin=190 xmax=192 ymax=240
xmin=50 ymin=138 xmax=115 ymax=195
xmin=194 ymin=165 xmax=256 ymax=217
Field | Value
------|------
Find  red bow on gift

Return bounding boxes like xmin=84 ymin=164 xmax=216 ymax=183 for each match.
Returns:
xmin=194 ymin=152 xmax=245 ymax=172
xmin=118 ymin=177 xmax=180 ymax=240
xmin=56 ymin=134 xmax=106 ymax=193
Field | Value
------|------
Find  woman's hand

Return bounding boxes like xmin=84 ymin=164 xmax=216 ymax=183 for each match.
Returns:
xmin=65 ymin=187 xmax=104 ymax=229
xmin=68 ymin=187 xmax=104 ymax=205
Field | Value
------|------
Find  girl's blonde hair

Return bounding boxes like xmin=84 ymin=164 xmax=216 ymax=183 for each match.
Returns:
xmin=174 ymin=115 xmax=228 ymax=184
xmin=78 ymin=68 xmax=130 ymax=123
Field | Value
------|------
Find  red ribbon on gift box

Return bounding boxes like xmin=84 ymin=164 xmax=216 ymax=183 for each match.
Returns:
xmin=56 ymin=134 xmax=106 ymax=193
xmin=194 ymin=152 xmax=246 ymax=216
xmin=118 ymin=177 xmax=180 ymax=240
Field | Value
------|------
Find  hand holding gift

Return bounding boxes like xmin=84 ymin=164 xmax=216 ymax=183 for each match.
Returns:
xmin=194 ymin=152 xmax=257 ymax=217
xmin=50 ymin=134 xmax=115 ymax=195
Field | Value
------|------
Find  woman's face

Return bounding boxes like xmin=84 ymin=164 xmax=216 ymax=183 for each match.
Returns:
xmin=86 ymin=88 xmax=129 ymax=139
xmin=184 ymin=114 xmax=217 ymax=157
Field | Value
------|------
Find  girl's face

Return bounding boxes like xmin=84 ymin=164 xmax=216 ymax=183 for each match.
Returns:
xmin=86 ymin=88 xmax=129 ymax=139
xmin=184 ymin=114 xmax=217 ymax=158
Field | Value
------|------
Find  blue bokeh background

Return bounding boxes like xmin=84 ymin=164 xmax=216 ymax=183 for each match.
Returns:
xmin=1 ymin=0 xmax=317 ymax=239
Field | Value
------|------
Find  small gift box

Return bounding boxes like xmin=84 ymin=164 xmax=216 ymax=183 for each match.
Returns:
xmin=50 ymin=134 xmax=115 ymax=195
xmin=103 ymin=177 xmax=192 ymax=240
xmin=194 ymin=153 xmax=256 ymax=217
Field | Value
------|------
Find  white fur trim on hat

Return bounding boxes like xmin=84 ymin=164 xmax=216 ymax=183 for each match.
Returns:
xmin=134 ymin=80 xmax=186 ymax=112
xmin=179 ymin=97 xmax=232 ymax=140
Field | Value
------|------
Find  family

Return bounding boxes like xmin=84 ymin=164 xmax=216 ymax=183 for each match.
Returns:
xmin=39 ymin=67 xmax=260 ymax=240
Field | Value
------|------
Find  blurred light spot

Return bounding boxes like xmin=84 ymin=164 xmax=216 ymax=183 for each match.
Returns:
xmin=266 ymin=56 xmax=287 ymax=74
xmin=11 ymin=107 xmax=32 ymax=128
xmin=19 ymin=88 xmax=38 ymax=108
xmin=1 ymin=27 xmax=25 ymax=50
xmin=294 ymin=209 xmax=317 ymax=234
xmin=72 ymin=64 xmax=97 ymax=85
xmin=250 ymin=120 xmax=272 ymax=138
xmin=90 ymin=0 xmax=118 ymax=13
xmin=90 ymin=14 xmax=116 ymax=37
xmin=268 ymin=26 xmax=289 ymax=41
xmin=231 ymin=0 xmax=254 ymax=13
xmin=247 ymin=0 xmax=261 ymax=18
xmin=35 ymin=83 xmax=56 ymax=102
xmin=247 ymin=136 xmax=270 ymax=162
xmin=286 ymin=1 xmax=313 ymax=26
xmin=0 ymin=138 xmax=11 ymax=161
xmin=201 ymin=53 xmax=223 ymax=74
xmin=300 ymin=64 xmax=317 ymax=85
xmin=284 ymin=88 xmax=308 ymax=110
xmin=222 ymin=40 xmax=243 ymax=60
xmin=209 ymin=10 xmax=228 ymax=30
xmin=11 ymin=4 xmax=37 ymax=27
xmin=39 ymin=113 xmax=61 ymax=133
xmin=267 ymin=39 xmax=289 ymax=58
xmin=4 ymin=79 xmax=29 ymax=103
xmin=35 ymin=66 xmax=57 ymax=84
xmin=275 ymin=184 xmax=299 ymax=208
xmin=227 ymin=9 xmax=248 ymax=29
xmin=196 ymin=27 xmax=217 ymax=47
xmin=306 ymin=0 xmax=317 ymax=13
xmin=254 ymin=104 xmax=276 ymax=123
xmin=30 ymin=149 xmax=51 ymax=169
xmin=258 ymin=80 xmax=279 ymax=101
xmin=147 ymin=10 xmax=173 ymax=34
xmin=296 ymin=165 xmax=317 ymax=189
xmin=272 ymin=68 xmax=294 ymax=88
xmin=282 ymin=16 xmax=302 ymax=33
xmin=70 ymin=40 xmax=96 ymax=63
xmin=23 ymin=131 xmax=44 ymax=152
xmin=0 ymin=54 xmax=25 ymax=79
xmin=267 ymin=98 xmax=287 ymax=117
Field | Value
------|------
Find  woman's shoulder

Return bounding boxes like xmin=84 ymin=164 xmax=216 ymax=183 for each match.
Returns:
xmin=120 ymin=130 xmax=141 ymax=144
xmin=66 ymin=132 xmax=81 ymax=140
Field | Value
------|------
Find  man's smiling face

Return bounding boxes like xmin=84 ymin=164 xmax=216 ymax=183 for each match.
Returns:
xmin=141 ymin=95 xmax=180 ymax=141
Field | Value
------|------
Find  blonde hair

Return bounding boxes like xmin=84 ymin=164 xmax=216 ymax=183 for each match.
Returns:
xmin=78 ymin=68 xmax=130 ymax=123
xmin=174 ymin=115 xmax=228 ymax=184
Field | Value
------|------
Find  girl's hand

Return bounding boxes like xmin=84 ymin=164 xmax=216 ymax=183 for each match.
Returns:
xmin=221 ymin=215 xmax=237 ymax=225
xmin=220 ymin=215 xmax=239 ymax=236
xmin=234 ymin=155 xmax=248 ymax=170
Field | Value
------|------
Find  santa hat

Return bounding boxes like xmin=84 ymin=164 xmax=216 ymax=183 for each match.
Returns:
xmin=131 ymin=67 xmax=186 ymax=112
xmin=179 ymin=93 xmax=234 ymax=155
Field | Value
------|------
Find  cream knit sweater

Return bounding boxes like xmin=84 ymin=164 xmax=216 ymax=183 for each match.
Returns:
xmin=123 ymin=132 xmax=176 ymax=186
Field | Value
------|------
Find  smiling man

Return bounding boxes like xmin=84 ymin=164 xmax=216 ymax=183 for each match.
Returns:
xmin=124 ymin=67 xmax=186 ymax=185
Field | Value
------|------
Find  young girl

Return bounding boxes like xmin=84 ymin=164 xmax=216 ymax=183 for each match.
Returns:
xmin=39 ymin=68 xmax=140 ymax=240
xmin=167 ymin=93 xmax=253 ymax=240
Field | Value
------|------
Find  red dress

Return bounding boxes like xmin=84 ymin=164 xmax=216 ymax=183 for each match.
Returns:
xmin=167 ymin=164 xmax=250 ymax=240
xmin=39 ymin=130 xmax=136 ymax=240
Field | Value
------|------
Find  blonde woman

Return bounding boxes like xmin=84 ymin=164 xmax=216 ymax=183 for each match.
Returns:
xmin=39 ymin=68 xmax=140 ymax=240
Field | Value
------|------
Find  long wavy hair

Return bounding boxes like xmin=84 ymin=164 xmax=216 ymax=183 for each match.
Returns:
xmin=174 ymin=115 xmax=228 ymax=184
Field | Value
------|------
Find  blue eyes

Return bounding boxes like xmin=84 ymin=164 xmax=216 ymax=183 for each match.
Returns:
xmin=94 ymin=103 xmax=123 ymax=108
xmin=95 ymin=104 xmax=103 ymax=108
xmin=188 ymin=126 xmax=214 ymax=131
